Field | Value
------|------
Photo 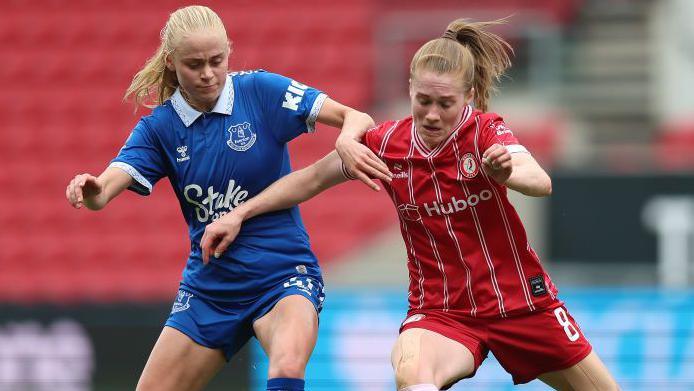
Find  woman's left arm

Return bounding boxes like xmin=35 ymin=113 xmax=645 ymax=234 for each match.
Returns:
xmin=482 ymin=144 xmax=552 ymax=197
xmin=504 ymin=153 xmax=552 ymax=197
xmin=316 ymin=98 xmax=392 ymax=190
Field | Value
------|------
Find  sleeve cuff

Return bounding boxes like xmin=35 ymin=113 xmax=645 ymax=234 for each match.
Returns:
xmin=109 ymin=162 xmax=153 ymax=195
xmin=306 ymin=93 xmax=328 ymax=133
xmin=506 ymin=144 xmax=529 ymax=154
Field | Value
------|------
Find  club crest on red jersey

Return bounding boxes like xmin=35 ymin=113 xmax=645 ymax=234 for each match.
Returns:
xmin=459 ymin=153 xmax=479 ymax=178
xmin=398 ymin=203 xmax=422 ymax=221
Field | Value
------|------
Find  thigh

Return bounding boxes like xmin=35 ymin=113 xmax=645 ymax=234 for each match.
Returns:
xmin=253 ymin=294 xmax=319 ymax=368
xmin=136 ymin=326 xmax=226 ymax=391
xmin=539 ymin=351 xmax=619 ymax=391
xmin=489 ymin=304 xmax=594 ymax=385
xmin=391 ymin=328 xmax=477 ymax=390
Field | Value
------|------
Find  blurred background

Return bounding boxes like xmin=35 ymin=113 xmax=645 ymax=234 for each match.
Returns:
xmin=1 ymin=0 xmax=693 ymax=389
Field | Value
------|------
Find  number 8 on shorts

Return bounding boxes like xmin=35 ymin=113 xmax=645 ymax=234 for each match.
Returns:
xmin=554 ymin=307 xmax=580 ymax=342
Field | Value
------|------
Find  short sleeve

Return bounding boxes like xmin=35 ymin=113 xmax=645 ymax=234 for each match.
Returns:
xmin=109 ymin=119 xmax=167 ymax=195
xmin=253 ymin=72 xmax=327 ymax=143
xmin=479 ymin=115 xmax=529 ymax=155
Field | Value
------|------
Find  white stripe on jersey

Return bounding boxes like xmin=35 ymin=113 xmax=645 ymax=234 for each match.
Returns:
xmin=428 ymin=153 xmax=477 ymax=316
xmin=404 ymin=140 xmax=450 ymax=311
xmin=471 ymin=117 xmax=507 ymax=317
xmin=474 ymin=117 xmax=536 ymax=312
xmin=400 ymin=141 xmax=425 ymax=309
xmin=378 ymin=121 xmax=400 ymax=158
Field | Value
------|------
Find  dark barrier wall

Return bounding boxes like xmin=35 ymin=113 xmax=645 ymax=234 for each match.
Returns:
xmin=0 ymin=304 xmax=249 ymax=391
xmin=549 ymin=173 xmax=694 ymax=263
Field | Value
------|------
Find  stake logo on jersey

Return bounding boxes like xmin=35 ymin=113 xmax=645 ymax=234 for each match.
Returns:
xmin=459 ymin=152 xmax=479 ymax=178
xmin=184 ymin=179 xmax=249 ymax=223
xmin=226 ymin=122 xmax=256 ymax=152
xmin=171 ymin=290 xmax=194 ymax=314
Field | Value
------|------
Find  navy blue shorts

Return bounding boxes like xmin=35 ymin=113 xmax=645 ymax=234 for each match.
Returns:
xmin=164 ymin=275 xmax=325 ymax=360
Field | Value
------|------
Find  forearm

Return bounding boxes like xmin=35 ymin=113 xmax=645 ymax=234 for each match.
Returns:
xmin=232 ymin=152 xmax=347 ymax=222
xmin=85 ymin=167 xmax=134 ymax=210
xmin=504 ymin=155 xmax=552 ymax=197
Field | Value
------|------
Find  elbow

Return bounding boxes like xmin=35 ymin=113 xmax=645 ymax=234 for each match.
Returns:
xmin=539 ymin=176 xmax=552 ymax=197
xmin=349 ymin=109 xmax=375 ymax=129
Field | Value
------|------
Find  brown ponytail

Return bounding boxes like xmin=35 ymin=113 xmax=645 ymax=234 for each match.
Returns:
xmin=410 ymin=18 xmax=513 ymax=112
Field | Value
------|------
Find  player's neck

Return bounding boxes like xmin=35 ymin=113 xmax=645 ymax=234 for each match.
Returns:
xmin=181 ymin=89 xmax=214 ymax=112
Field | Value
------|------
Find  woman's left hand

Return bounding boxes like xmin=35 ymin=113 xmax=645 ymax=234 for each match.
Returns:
xmin=335 ymin=134 xmax=392 ymax=191
xmin=200 ymin=213 xmax=243 ymax=264
xmin=482 ymin=143 xmax=513 ymax=185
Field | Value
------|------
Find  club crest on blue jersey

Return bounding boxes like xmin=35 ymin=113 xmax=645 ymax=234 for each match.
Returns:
xmin=226 ymin=122 xmax=256 ymax=152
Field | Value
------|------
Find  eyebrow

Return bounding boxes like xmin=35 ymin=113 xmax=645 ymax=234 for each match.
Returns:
xmin=182 ymin=52 xmax=225 ymax=62
xmin=416 ymin=93 xmax=456 ymax=100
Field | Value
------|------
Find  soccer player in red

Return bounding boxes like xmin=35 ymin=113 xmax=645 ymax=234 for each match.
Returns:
xmin=201 ymin=19 xmax=619 ymax=390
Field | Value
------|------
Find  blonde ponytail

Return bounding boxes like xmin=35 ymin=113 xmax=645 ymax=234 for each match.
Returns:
xmin=124 ymin=5 xmax=228 ymax=108
xmin=410 ymin=18 xmax=513 ymax=112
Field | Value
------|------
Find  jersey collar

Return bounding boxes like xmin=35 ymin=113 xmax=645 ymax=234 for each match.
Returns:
xmin=170 ymin=74 xmax=234 ymax=127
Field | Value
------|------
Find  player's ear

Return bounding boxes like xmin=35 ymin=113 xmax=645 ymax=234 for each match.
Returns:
xmin=465 ymin=88 xmax=475 ymax=105
xmin=165 ymin=53 xmax=176 ymax=72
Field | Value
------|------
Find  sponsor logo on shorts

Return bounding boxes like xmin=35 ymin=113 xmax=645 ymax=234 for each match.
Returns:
xmin=171 ymin=290 xmax=194 ymax=314
xmin=402 ymin=314 xmax=426 ymax=326
xmin=296 ymin=265 xmax=307 ymax=274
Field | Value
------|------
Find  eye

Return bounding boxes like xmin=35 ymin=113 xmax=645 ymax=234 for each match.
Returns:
xmin=417 ymin=97 xmax=431 ymax=106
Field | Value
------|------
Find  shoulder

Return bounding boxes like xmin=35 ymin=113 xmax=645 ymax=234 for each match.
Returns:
xmin=229 ymin=69 xmax=265 ymax=83
xmin=474 ymin=111 xmax=506 ymax=129
xmin=230 ymin=69 xmax=287 ymax=88
xmin=140 ymin=104 xmax=174 ymax=131
xmin=369 ymin=117 xmax=410 ymax=137
xmin=363 ymin=117 xmax=410 ymax=149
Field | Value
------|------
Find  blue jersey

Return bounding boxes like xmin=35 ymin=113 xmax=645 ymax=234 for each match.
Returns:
xmin=110 ymin=70 xmax=328 ymax=303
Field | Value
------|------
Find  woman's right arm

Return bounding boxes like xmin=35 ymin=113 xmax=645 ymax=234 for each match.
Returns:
xmin=65 ymin=167 xmax=134 ymax=210
xmin=200 ymin=151 xmax=349 ymax=263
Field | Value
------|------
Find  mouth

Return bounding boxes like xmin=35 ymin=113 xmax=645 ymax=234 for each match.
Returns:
xmin=422 ymin=125 xmax=441 ymax=132
xmin=199 ymin=84 xmax=217 ymax=91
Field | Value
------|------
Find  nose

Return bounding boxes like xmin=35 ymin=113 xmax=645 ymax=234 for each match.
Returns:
xmin=201 ymin=64 xmax=213 ymax=80
xmin=424 ymin=108 xmax=440 ymax=123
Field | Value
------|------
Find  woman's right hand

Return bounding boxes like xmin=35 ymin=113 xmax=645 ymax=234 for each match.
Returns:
xmin=66 ymin=173 xmax=103 ymax=209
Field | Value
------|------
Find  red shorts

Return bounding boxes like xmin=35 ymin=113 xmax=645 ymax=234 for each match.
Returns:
xmin=399 ymin=303 xmax=592 ymax=385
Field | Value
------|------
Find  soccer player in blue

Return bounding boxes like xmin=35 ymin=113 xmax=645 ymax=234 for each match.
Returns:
xmin=65 ymin=6 xmax=391 ymax=391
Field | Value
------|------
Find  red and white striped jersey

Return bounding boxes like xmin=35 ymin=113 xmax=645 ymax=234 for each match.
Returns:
xmin=363 ymin=107 xmax=559 ymax=318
